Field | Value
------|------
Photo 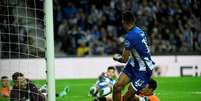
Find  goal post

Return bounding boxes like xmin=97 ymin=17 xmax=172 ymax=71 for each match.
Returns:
xmin=44 ymin=0 xmax=56 ymax=101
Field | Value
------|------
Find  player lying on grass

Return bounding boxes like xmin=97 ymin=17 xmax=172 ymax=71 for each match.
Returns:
xmin=113 ymin=11 xmax=155 ymax=101
xmin=89 ymin=66 xmax=117 ymax=101
xmin=10 ymin=72 xmax=46 ymax=101
xmin=95 ymin=78 xmax=159 ymax=101
xmin=129 ymin=78 xmax=160 ymax=101
xmin=0 ymin=76 xmax=10 ymax=98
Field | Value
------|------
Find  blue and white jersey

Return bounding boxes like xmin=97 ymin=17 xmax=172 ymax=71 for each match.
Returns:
xmin=96 ymin=73 xmax=116 ymax=89
xmin=124 ymin=26 xmax=155 ymax=71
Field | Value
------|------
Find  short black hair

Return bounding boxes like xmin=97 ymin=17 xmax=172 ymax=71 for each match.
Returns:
xmin=12 ymin=72 xmax=24 ymax=81
xmin=122 ymin=11 xmax=135 ymax=24
xmin=107 ymin=66 xmax=115 ymax=71
xmin=1 ymin=76 xmax=8 ymax=80
xmin=148 ymin=78 xmax=157 ymax=91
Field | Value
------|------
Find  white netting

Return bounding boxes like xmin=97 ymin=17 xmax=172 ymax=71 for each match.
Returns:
xmin=0 ymin=0 xmax=47 ymax=100
xmin=0 ymin=0 xmax=45 ymax=58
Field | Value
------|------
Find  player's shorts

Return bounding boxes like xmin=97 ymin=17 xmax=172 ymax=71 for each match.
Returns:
xmin=123 ymin=63 xmax=152 ymax=92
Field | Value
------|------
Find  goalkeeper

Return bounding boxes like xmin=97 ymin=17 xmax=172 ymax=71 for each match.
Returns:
xmin=89 ymin=66 xmax=117 ymax=101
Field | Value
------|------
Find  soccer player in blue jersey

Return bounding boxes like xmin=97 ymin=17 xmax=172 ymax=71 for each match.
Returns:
xmin=113 ymin=11 xmax=155 ymax=101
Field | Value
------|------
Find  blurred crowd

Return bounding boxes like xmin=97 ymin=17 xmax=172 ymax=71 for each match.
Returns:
xmin=1 ymin=0 xmax=201 ymax=58
xmin=54 ymin=0 xmax=201 ymax=56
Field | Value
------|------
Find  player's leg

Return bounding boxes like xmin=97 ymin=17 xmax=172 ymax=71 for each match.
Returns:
xmin=113 ymin=72 xmax=130 ymax=101
xmin=90 ymin=81 xmax=100 ymax=97
xmin=105 ymin=96 xmax=113 ymax=101
xmin=123 ymin=84 xmax=136 ymax=101
xmin=123 ymin=84 xmax=148 ymax=101
xmin=94 ymin=88 xmax=113 ymax=101
xmin=123 ymin=65 xmax=152 ymax=101
xmin=89 ymin=86 xmax=98 ymax=97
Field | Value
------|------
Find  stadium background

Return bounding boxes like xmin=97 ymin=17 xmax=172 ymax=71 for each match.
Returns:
xmin=0 ymin=0 xmax=201 ymax=101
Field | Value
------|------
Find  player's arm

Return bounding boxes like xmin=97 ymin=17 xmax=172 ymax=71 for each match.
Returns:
xmin=10 ymin=89 xmax=17 ymax=101
xmin=121 ymin=48 xmax=130 ymax=62
xmin=30 ymin=83 xmax=46 ymax=101
xmin=113 ymin=35 xmax=132 ymax=63
xmin=113 ymin=48 xmax=130 ymax=63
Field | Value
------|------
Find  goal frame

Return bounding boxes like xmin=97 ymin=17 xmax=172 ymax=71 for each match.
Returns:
xmin=44 ymin=0 xmax=56 ymax=101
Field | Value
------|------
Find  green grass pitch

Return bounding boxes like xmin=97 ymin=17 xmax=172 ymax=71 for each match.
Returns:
xmin=1 ymin=77 xmax=201 ymax=101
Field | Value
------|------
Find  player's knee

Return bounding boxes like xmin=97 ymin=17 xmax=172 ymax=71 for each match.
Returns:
xmin=106 ymin=96 xmax=113 ymax=101
xmin=113 ymin=82 xmax=123 ymax=92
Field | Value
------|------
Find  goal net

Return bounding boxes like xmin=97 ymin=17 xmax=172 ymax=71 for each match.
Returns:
xmin=0 ymin=0 xmax=55 ymax=100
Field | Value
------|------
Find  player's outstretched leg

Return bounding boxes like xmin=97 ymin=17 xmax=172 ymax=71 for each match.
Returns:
xmin=113 ymin=72 xmax=130 ymax=101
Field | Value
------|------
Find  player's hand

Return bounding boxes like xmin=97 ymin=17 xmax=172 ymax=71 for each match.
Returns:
xmin=113 ymin=54 xmax=123 ymax=63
